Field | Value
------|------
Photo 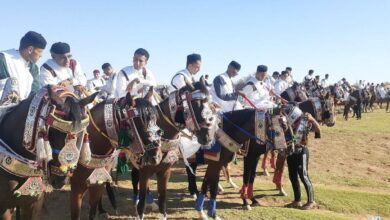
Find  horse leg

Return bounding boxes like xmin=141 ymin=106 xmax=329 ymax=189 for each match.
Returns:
xmin=156 ymin=167 xmax=171 ymax=219
xmin=185 ymin=162 xmax=199 ymax=198
xmin=195 ymin=168 xmax=209 ymax=219
xmin=0 ymin=207 xmax=13 ymax=220
xmin=88 ymin=185 xmax=105 ymax=220
xmin=137 ymin=169 xmax=151 ymax=219
xmin=261 ymin=151 xmax=270 ymax=176
xmin=242 ymin=154 xmax=254 ymax=210
xmin=248 ymin=154 xmax=261 ymax=206
xmin=223 ymin=164 xmax=237 ymax=189
xmin=273 ymin=151 xmax=287 ymax=196
xmin=206 ymin=163 xmax=222 ymax=219
xmin=70 ymin=180 xmax=88 ymax=220
xmin=131 ymin=168 xmax=140 ymax=206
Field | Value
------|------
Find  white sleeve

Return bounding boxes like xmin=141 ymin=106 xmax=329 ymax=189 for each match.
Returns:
xmin=39 ymin=66 xmax=58 ymax=87
xmin=172 ymin=75 xmax=185 ymax=90
xmin=115 ymin=70 xmax=128 ymax=98
xmin=72 ymin=62 xmax=87 ymax=86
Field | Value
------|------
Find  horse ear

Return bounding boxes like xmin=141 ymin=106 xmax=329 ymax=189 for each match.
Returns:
xmin=199 ymin=76 xmax=209 ymax=96
xmin=125 ymin=92 xmax=136 ymax=107
xmin=79 ymin=92 xmax=98 ymax=107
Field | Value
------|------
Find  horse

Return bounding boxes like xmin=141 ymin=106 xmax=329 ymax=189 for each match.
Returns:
xmin=70 ymin=78 xmax=216 ymax=220
xmin=0 ymin=85 xmax=96 ymax=220
xmin=280 ymin=82 xmax=308 ymax=103
xmin=343 ymin=89 xmax=363 ymax=120
xmin=242 ymin=92 xmax=336 ymax=211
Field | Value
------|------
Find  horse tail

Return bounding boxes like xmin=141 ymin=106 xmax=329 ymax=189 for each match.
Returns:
xmin=105 ymin=183 xmax=117 ymax=210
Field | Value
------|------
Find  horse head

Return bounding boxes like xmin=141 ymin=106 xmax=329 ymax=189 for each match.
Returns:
xmin=321 ymin=91 xmax=336 ymax=127
xmin=178 ymin=76 xmax=218 ymax=146
xmin=46 ymin=85 xmax=98 ymax=189
xmin=121 ymin=91 xmax=163 ymax=166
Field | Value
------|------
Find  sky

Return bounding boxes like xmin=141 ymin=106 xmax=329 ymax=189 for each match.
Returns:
xmin=1 ymin=0 xmax=389 ymax=85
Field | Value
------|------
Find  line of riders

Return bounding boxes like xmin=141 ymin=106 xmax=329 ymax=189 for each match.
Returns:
xmin=0 ymin=31 xmax=387 ymax=220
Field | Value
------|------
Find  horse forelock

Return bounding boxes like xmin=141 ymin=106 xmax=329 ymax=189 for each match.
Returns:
xmin=135 ymin=98 xmax=158 ymax=124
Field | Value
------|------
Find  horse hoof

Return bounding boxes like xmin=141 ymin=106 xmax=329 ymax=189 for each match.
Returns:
xmin=98 ymin=212 xmax=109 ymax=219
xmin=198 ymin=210 xmax=208 ymax=220
xmin=243 ymin=204 xmax=252 ymax=210
xmin=146 ymin=201 xmax=159 ymax=212
xmin=278 ymin=188 xmax=288 ymax=197
xmin=158 ymin=213 xmax=167 ymax=220
xmin=192 ymin=193 xmax=198 ymax=200
xmin=262 ymin=170 xmax=270 ymax=176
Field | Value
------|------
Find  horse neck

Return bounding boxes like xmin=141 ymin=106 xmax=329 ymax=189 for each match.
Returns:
xmin=157 ymin=99 xmax=180 ymax=140
xmin=0 ymin=96 xmax=36 ymax=160
xmin=87 ymin=101 xmax=115 ymax=155
xmin=222 ymin=109 xmax=254 ymax=144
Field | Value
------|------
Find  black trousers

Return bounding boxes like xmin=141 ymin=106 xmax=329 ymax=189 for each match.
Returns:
xmin=286 ymin=147 xmax=314 ymax=203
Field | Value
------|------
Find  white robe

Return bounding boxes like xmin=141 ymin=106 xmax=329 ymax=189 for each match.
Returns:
xmin=242 ymin=77 xmax=276 ymax=109
xmin=115 ymin=66 xmax=157 ymax=104
xmin=168 ymin=68 xmax=194 ymax=93
xmin=210 ymin=72 xmax=242 ymax=112
xmin=1 ymin=49 xmax=32 ymax=101
xmin=274 ymin=79 xmax=289 ymax=96
xmin=39 ymin=58 xmax=87 ymax=88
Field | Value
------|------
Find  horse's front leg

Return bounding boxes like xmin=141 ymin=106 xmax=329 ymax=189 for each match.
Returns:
xmin=131 ymin=168 xmax=140 ymax=206
xmin=156 ymin=166 xmax=172 ymax=219
xmin=136 ymin=169 xmax=150 ymax=220
xmin=70 ymin=170 xmax=88 ymax=220
xmin=88 ymin=184 xmax=105 ymax=220
xmin=206 ymin=163 xmax=222 ymax=220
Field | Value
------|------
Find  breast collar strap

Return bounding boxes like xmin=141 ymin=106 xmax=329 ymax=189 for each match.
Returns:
xmin=181 ymin=91 xmax=201 ymax=132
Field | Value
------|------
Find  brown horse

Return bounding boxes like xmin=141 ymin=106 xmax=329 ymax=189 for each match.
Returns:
xmin=70 ymin=78 xmax=216 ymax=220
xmin=0 ymin=86 xmax=96 ymax=220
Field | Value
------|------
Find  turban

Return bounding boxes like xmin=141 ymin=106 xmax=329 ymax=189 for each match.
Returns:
xmin=256 ymin=65 xmax=268 ymax=73
xmin=19 ymin=31 xmax=47 ymax=50
xmin=50 ymin=42 xmax=70 ymax=54
xmin=229 ymin=61 xmax=241 ymax=71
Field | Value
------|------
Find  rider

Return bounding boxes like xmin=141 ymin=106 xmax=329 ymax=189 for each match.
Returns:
xmin=39 ymin=42 xmax=87 ymax=94
xmin=321 ymin=74 xmax=330 ymax=88
xmin=169 ymin=53 xmax=202 ymax=92
xmin=87 ymin=69 xmax=106 ymax=92
xmin=115 ymin=48 xmax=157 ymax=104
xmin=100 ymin=63 xmax=117 ymax=99
xmin=274 ymin=71 xmax=289 ymax=96
xmin=210 ymin=61 xmax=244 ymax=112
xmin=0 ymin=31 xmax=47 ymax=105
xmin=241 ymin=65 xmax=285 ymax=109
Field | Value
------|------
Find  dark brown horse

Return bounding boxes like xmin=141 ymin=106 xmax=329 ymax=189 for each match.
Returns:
xmin=0 ymin=86 xmax=96 ymax=220
xmin=70 ymin=78 xmax=215 ymax=220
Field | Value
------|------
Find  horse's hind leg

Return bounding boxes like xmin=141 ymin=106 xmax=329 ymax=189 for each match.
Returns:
xmin=0 ymin=206 xmax=13 ymax=220
xmin=156 ymin=167 xmax=171 ymax=219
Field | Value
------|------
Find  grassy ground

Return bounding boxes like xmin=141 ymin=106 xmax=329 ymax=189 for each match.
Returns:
xmin=43 ymin=109 xmax=390 ymax=220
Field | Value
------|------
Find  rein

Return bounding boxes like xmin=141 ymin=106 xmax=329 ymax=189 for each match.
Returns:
xmin=87 ymin=108 xmax=118 ymax=146
xmin=219 ymin=113 xmax=267 ymax=145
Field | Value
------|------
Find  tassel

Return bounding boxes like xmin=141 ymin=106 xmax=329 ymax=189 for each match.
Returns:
xmin=80 ymin=134 xmax=91 ymax=163
xmin=116 ymin=151 xmax=129 ymax=174
xmin=44 ymin=134 xmax=53 ymax=162
xmin=36 ymin=133 xmax=47 ymax=162
xmin=118 ymin=124 xmax=133 ymax=148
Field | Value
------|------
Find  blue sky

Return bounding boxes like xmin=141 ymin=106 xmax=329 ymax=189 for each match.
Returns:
xmin=1 ymin=0 xmax=389 ymax=85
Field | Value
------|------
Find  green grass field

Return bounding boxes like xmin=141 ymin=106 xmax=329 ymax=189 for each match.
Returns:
xmin=43 ymin=109 xmax=390 ymax=220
